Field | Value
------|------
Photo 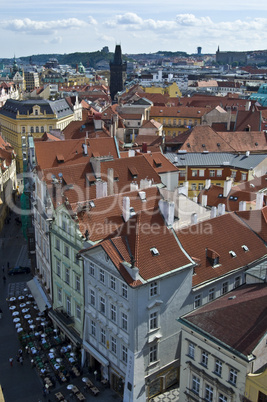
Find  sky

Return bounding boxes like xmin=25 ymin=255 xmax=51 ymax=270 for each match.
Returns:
xmin=1 ymin=0 xmax=267 ymax=59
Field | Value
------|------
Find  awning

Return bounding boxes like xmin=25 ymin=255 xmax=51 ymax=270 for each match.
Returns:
xmin=27 ymin=277 xmax=51 ymax=312
xmin=48 ymin=309 xmax=82 ymax=345
xmin=83 ymin=340 xmax=109 ymax=367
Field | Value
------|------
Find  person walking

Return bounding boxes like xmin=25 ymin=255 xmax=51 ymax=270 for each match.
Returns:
xmin=0 ymin=308 xmax=2 ymax=319
xmin=9 ymin=357 xmax=13 ymax=367
xmin=19 ymin=356 xmax=23 ymax=365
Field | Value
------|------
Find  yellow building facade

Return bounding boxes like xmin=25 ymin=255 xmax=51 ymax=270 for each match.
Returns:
xmin=142 ymin=82 xmax=182 ymax=98
xmin=0 ymin=99 xmax=74 ymax=172
xmin=245 ymin=369 xmax=267 ymax=402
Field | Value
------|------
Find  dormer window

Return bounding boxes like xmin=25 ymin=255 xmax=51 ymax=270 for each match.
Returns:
xmin=129 ymin=166 xmax=138 ymax=178
xmin=206 ymin=248 xmax=220 ymax=267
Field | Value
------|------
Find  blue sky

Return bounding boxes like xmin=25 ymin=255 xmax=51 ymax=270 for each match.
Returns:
xmin=1 ymin=0 xmax=267 ymax=58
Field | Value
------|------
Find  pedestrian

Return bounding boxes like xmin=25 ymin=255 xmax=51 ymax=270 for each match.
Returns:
xmin=19 ymin=356 xmax=23 ymax=365
xmin=18 ymin=348 xmax=23 ymax=356
xmin=3 ymin=276 xmax=6 ymax=283
xmin=7 ymin=261 xmax=9 ymax=269
xmin=0 ymin=308 xmax=2 ymax=319
xmin=2 ymin=264 xmax=4 ymax=273
xmin=9 ymin=357 xmax=13 ymax=367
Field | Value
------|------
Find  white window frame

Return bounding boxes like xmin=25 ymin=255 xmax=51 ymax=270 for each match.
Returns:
xmin=192 ymin=375 xmax=200 ymax=394
xmin=229 ymin=368 xmax=237 ymax=385
xmin=122 ymin=345 xmax=128 ymax=363
xmin=100 ymin=268 xmax=105 ymax=284
xmin=91 ymin=320 xmax=96 ymax=337
xmin=122 ymin=283 xmax=128 ymax=299
xmin=194 ymin=294 xmax=201 ymax=309
xmin=100 ymin=296 xmax=106 ymax=314
xmin=150 ymin=281 xmax=158 ymax=297
xmin=100 ymin=328 xmax=106 ymax=345
xmin=111 ymin=336 xmax=117 ymax=354
xmin=65 ymin=268 xmax=70 ymax=285
xmin=215 ymin=359 xmax=222 ymax=376
xmin=110 ymin=275 xmax=116 ymax=291
xmin=90 ymin=289 xmax=95 ymax=306
xmin=149 ymin=344 xmax=158 ymax=363
xmin=201 ymin=350 xmax=208 ymax=367
xmin=89 ymin=262 xmax=95 ymax=276
xmin=122 ymin=312 xmax=128 ymax=332
xmin=188 ymin=342 xmax=195 ymax=359
xmin=149 ymin=311 xmax=158 ymax=330
xmin=110 ymin=304 xmax=117 ymax=323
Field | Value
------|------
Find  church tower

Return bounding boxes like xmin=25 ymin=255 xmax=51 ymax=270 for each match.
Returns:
xmin=109 ymin=45 xmax=127 ymax=101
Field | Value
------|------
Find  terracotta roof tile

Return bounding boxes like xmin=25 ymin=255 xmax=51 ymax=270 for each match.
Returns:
xmin=142 ymin=152 xmax=178 ymax=173
xmin=181 ymin=283 xmax=267 ymax=356
xmin=176 ymin=212 xmax=267 ymax=287
xmin=150 ymin=105 xmax=209 ymax=118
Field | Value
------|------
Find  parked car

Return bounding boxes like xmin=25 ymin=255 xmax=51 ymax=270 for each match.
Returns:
xmin=8 ymin=266 xmax=31 ymax=275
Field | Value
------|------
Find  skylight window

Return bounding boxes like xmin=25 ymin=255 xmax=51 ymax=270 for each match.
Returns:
xmin=242 ymin=245 xmax=249 ymax=252
xmin=229 ymin=251 xmax=237 ymax=258
xmin=150 ymin=247 xmax=159 ymax=256
xmin=218 ymin=194 xmax=223 ymax=198
xmin=89 ymin=201 xmax=95 ymax=208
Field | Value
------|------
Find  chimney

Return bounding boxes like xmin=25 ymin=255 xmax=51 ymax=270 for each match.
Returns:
xmin=245 ymin=101 xmax=251 ymax=111
xmin=191 ymin=213 xmax=197 ymax=225
xmin=193 ymin=196 xmax=198 ymax=203
xmin=140 ymin=178 xmax=152 ymax=189
xmin=223 ymin=179 xmax=232 ymax=197
xmin=142 ymin=142 xmax=147 ymax=153
xmin=123 ymin=197 xmax=130 ymax=222
xmin=96 ymin=181 xmax=107 ymax=199
xmin=201 ymin=194 xmax=207 ymax=207
xmin=210 ymin=206 xmax=217 ymax=218
xmin=256 ymin=192 xmax=264 ymax=210
xmin=245 ymin=150 xmax=250 ymax=157
xmin=128 ymin=149 xmax=135 ymax=157
xmin=107 ymin=168 xmax=114 ymax=196
xmin=205 ymin=179 xmax=211 ymax=190
xmin=130 ymin=182 xmax=138 ymax=191
xmin=159 ymin=200 xmax=174 ymax=226
xmin=82 ymin=143 xmax=88 ymax=156
xmin=218 ymin=203 xmax=225 ymax=215
xmin=239 ymin=201 xmax=246 ymax=211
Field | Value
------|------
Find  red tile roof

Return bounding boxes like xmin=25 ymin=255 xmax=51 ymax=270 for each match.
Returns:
xmin=96 ymin=209 xmax=193 ymax=285
xmin=142 ymin=152 xmax=179 ymax=174
xmin=176 ymin=212 xmax=267 ymax=287
xmin=150 ymin=105 xmax=209 ymax=118
xmin=181 ymin=283 xmax=267 ymax=356
xmin=35 ymin=137 xmax=119 ymax=170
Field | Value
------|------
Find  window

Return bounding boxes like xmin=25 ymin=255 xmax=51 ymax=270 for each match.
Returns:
xmin=122 ymin=283 xmax=128 ymax=299
xmin=41 ymin=126 xmax=44 ymax=133
xmin=21 ymin=126 xmax=26 ymax=134
xmin=122 ymin=345 xmax=128 ymax=363
xmin=56 ymin=238 xmax=60 ymax=251
xmin=65 ymin=268 xmax=70 ymax=285
xmin=150 ymin=281 xmax=158 ymax=297
xmin=75 ymin=275 xmax=80 ymax=292
xmin=188 ymin=342 xmax=195 ymax=359
xmin=222 ymin=281 xmax=228 ymax=295
xmin=192 ymin=170 xmax=198 ymax=177
xmin=66 ymin=296 xmax=71 ymax=315
xmin=122 ymin=312 xmax=128 ymax=332
xmin=201 ymin=351 xmax=208 ymax=367
xmin=62 ymin=221 xmax=66 ymax=232
xmin=110 ymin=275 xmax=116 ymax=291
xmin=64 ymin=245 xmax=69 ymax=258
xmin=192 ymin=375 xmax=200 ymax=395
xmin=198 ymin=183 xmax=204 ymax=190
xmin=234 ymin=276 xmax=241 ymax=288
xmin=191 ymin=183 xmax=197 ymax=191
xmin=219 ymin=394 xmax=228 ymax=402
xmin=36 ymin=126 xmax=39 ymax=133
xmin=91 ymin=320 xmax=96 ymax=337
xmin=215 ymin=359 xmax=222 ymax=376
xmin=100 ymin=328 xmax=106 ymax=345
xmin=217 ymin=169 xmax=222 ymax=177
xmin=90 ymin=290 xmax=95 ymax=306
xmin=208 ymin=288 xmax=215 ymax=301
xmin=231 ymin=170 xmax=237 ymax=178
xmin=100 ymin=268 xmax=105 ymax=284
xmin=76 ymin=304 xmax=81 ymax=320
xmin=57 ymin=287 xmax=62 ymax=303
xmin=110 ymin=304 xmax=117 ymax=322
xmin=241 ymin=173 xmax=247 ymax=181
xmin=210 ymin=170 xmax=215 ymax=177
xmin=111 ymin=336 xmax=117 ymax=354
xmin=229 ymin=368 xmax=237 ymax=385
xmin=205 ymin=384 xmax=213 ymax=401
xmin=149 ymin=312 xmax=158 ymax=330
xmin=30 ymin=126 xmax=34 ymax=133
xmin=56 ymin=260 xmax=61 ymax=277
xmin=89 ymin=262 xmax=95 ymax=276
xmin=35 ymin=109 xmax=38 ymax=115
xmin=149 ymin=344 xmax=158 ymax=363
xmin=194 ymin=295 xmax=201 ymax=309
xmin=100 ymin=297 xmax=105 ymax=314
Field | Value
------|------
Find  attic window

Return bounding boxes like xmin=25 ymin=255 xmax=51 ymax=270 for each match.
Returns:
xmin=218 ymin=194 xmax=223 ymax=198
xmin=150 ymin=247 xmax=159 ymax=256
xmin=255 ymin=142 xmax=258 ymax=146
xmin=217 ymin=143 xmax=220 ymax=147
xmin=153 ymin=157 xmax=162 ymax=167
xmin=129 ymin=166 xmax=138 ymax=178
xmin=242 ymin=245 xmax=249 ymax=252
xmin=206 ymin=248 xmax=220 ymax=267
xmin=187 ymin=143 xmax=190 ymax=148
xmin=89 ymin=201 xmax=95 ymax=208
xmin=202 ymin=144 xmax=205 ymax=148
xmin=56 ymin=154 xmax=65 ymax=163
xmin=129 ymin=207 xmax=136 ymax=217
xmin=229 ymin=250 xmax=237 ymax=258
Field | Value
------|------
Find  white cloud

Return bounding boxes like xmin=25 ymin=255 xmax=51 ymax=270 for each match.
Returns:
xmin=0 ymin=17 xmax=92 ymax=35
xmin=104 ymin=12 xmax=176 ymax=31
